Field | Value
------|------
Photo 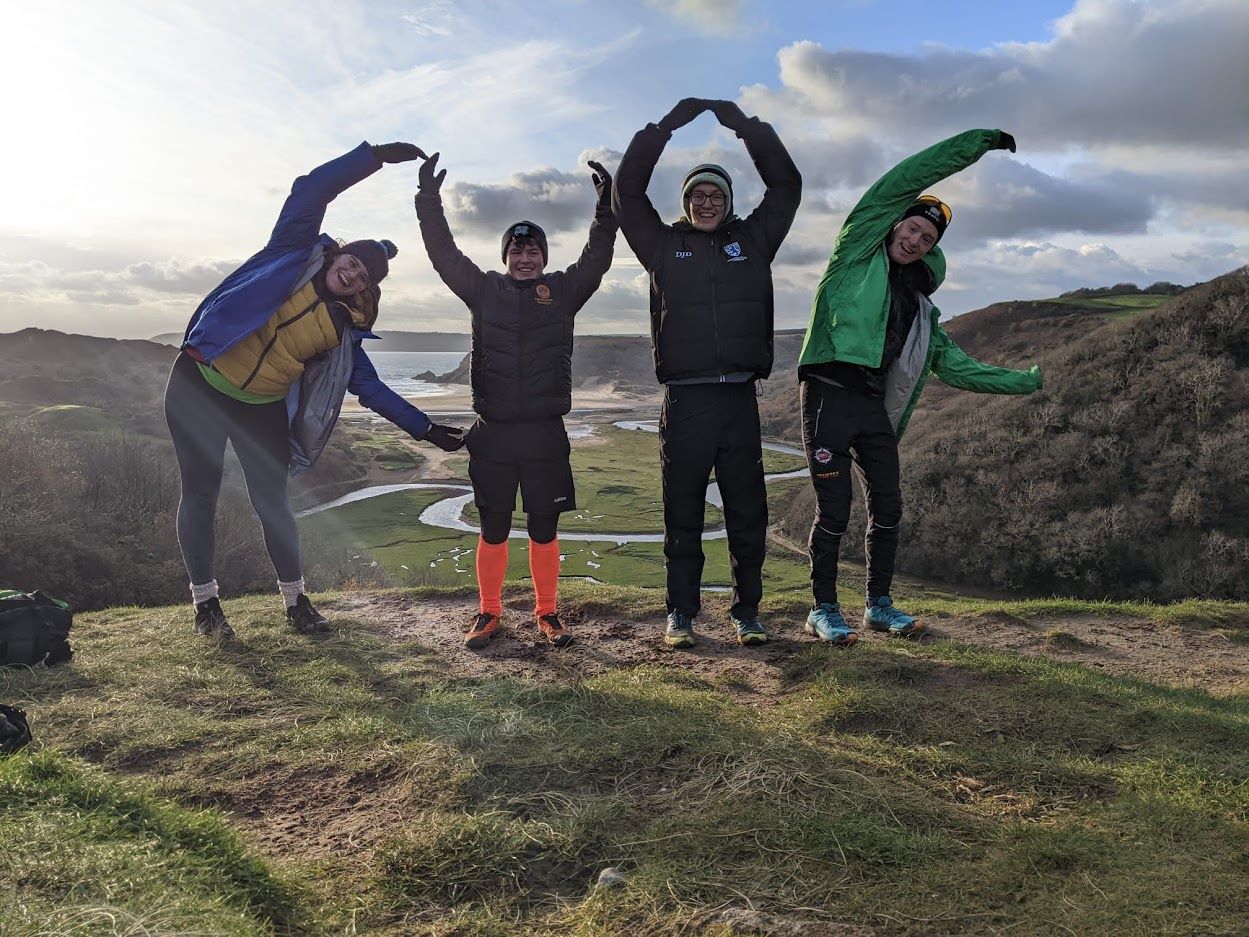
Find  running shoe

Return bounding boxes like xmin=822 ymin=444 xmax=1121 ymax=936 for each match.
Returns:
xmin=465 ymin=612 xmax=501 ymax=649
xmin=804 ymin=602 xmax=858 ymax=646
xmin=287 ymin=594 xmax=332 ymax=635
xmin=864 ymin=596 xmax=924 ymax=637
xmin=732 ymin=614 xmax=768 ymax=646
xmin=664 ymin=611 xmax=696 ymax=648
xmin=194 ymin=597 xmax=235 ymax=638
xmin=538 ymin=612 xmax=574 ymax=647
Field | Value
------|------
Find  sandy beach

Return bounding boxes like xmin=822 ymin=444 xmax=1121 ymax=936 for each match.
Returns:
xmin=341 ymin=381 xmax=663 ymax=420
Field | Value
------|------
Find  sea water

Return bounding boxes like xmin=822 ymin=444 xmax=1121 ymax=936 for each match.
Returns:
xmin=364 ymin=350 xmax=466 ymax=398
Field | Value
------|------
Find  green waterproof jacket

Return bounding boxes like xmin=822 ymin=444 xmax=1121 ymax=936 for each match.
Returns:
xmin=799 ymin=128 xmax=1042 ymax=437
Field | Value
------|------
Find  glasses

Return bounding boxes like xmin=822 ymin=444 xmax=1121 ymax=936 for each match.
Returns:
xmin=688 ymin=192 xmax=726 ymax=207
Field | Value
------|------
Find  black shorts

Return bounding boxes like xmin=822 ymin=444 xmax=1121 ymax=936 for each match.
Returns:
xmin=465 ymin=417 xmax=576 ymax=515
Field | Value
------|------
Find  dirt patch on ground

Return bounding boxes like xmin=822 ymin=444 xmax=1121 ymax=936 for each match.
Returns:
xmin=326 ymin=593 xmax=1249 ymax=699
xmin=930 ymin=611 xmax=1249 ymax=694
xmin=330 ymin=592 xmax=803 ymax=706
xmin=199 ymin=763 xmax=411 ymax=858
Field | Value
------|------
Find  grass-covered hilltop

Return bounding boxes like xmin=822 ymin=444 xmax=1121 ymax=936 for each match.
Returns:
xmin=4 ymin=585 xmax=1249 ymax=935
xmin=3 ymin=274 xmax=1249 ymax=934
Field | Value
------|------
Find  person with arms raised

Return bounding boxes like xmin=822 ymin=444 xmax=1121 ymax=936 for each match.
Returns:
xmin=414 ymin=152 xmax=617 ymax=649
xmin=613 ymin=97 xmax=801 ymax=649
xmin=798 ymin=129 xmax=1043 ymax=646
xmin=168 ymin=142 xmax=467 ymax=640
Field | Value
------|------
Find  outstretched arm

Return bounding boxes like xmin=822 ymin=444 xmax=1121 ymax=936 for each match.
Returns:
xmin=564 ymin=160 xmax=618 ymax=312
xmin=612 ymin=98 xmax=709 ymax=270
xmin=413 ymin=153 xmax=489 ymax=307
xmin=930 ymin=325 xmax=1043 ymax=395
xmin=834 ymin=129 xmax=1014 ymax=265
xmin=348 ymin=345 xmax=467 ymax=450
xmin=708 ymin=100 xmax=802 ymax=259
xmin=265 ymin=141 xmax=424 ymax=254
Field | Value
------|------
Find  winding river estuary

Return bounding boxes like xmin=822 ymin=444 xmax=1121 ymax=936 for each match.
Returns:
xmin=299 ymin=421 xmax=809 ymax=545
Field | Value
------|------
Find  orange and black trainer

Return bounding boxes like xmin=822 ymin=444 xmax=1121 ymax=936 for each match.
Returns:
xmin=465 ymin=612 xmax=501 ymax=649
xmin=537 ymin=612 xmax=574 ymax=647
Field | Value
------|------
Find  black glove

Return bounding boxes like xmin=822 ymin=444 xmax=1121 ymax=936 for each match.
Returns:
xmin=423 ymin=423 xmax=466 ymax=451
xmin=373 ymin=142 xmax=426 ymax=163
xmin=707 ymin=100 xmax=749 ymax=132
xmin=994 ymin=131 xmax=1017 ymax=153
xmin=587 ymin=160 xmax=612 ymax=208
xmin=657 ymin=97 xmax=708 ymax=133
xmin=417 ymin=152 xmax=446 ymax=194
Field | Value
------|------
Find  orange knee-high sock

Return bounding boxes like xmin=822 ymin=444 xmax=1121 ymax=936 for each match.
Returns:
xmin=529 ymin=539 xmax=561 ymax=617
xmin=476 ymin=537 xmax=509 ymax=616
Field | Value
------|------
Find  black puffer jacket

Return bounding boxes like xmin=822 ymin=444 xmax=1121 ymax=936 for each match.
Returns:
xmin=613 ymin=118 xmax=801 ymax=383
xmin=416 ymin=193 xmax=616 ymax=422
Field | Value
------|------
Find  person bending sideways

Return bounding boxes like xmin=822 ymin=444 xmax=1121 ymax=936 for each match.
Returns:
xmin=613 ymin=97 xmax=801 ymax=649
xmin=414 ymin=152 xmax=617 ymax=649
xmin=168 ymin=142 xmax=467 ymax=640
xmin=797 ymin=129 xmax=1043 ymax=646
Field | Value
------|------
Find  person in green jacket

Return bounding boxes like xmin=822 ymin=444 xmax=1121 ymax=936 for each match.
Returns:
xmin=798 ymin=128 xmax=1042 ymax=645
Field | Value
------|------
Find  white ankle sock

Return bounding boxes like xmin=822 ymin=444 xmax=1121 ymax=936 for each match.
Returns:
xmin=278 ymin=578 xmax=306 ymax=609
xmin=190 ymin=580 xmax=219 ymax=606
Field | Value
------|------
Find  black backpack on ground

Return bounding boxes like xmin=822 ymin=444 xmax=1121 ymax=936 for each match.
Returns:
xmin=0 ymin=590 xmax=74 ymax=666
xmin=0 ymin=704 xmax=31 ymax=754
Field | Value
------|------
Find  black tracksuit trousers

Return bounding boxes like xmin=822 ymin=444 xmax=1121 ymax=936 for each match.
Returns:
xmin=800 ymin=379 xmax=902 ymax=605
xmin=660 ymin=381 xmax=767 ymax=619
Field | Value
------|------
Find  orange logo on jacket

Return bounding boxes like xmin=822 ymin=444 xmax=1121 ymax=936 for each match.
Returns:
xmin=534 ymin=284 xmax=553 ymax=305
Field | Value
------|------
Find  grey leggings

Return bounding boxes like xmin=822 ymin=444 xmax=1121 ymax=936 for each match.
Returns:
xmin=163 ymin=353 xmax=301 ymax=584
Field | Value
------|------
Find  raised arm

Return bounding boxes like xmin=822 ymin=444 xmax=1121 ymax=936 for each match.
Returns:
xmin=834 ymin=129 xmax=1014 ymax=265
xmin=265 ymin=142 xmax=424 ymax=254
xmin=413 ymin=153 xmax=489 ymax=307
xmin=707 ymin=101 xmax=802 ymax=259
xmin=612 ymin=98 xmax=709 ymax=270
xmin=563 ymin=160 xmax=618 ymax=312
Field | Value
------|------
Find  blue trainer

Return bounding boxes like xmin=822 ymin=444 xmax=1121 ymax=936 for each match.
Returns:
xmin=804 ymin=602 xmax=858 ymax=646
xmin=665 ymin=611 xmax=696 ymax=648
xmin=864 ymin=596 xmax=924 ymax=637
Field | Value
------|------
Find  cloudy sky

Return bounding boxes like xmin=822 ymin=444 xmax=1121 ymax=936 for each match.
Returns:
xmin=1 ymin=0 xmax=1245 ymax=340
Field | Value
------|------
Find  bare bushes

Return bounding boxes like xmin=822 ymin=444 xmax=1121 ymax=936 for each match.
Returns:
xmin=0 ymin=428 xmax=385 ymax=611
xmin=775 ymin=271 xmax=1249 ymax=601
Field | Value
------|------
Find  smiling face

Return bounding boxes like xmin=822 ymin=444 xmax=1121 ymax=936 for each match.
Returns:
xmin=887 ymin=215 xmax=940 ymax=266
xmin=325 ymin=252 xmax=372 ymax=297
xmin=686 ymin=182 xmax=727 ymax=232
xmin=506 ymin=238 xmax=546 ymax=280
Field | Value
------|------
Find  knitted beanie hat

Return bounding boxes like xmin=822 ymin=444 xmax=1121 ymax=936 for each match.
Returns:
xmin=898 ymin=196 xmax=952 ymax=242
xmin=340 ymin=239 xmax=398 ymax=284
xmin=681 ymin=163 xmax=733 ymax=219
xmin=501 ymin=221 xmax=549 ymax=265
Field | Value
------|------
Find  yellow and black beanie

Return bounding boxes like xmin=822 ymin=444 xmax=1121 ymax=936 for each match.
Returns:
xmin=899 ymin=196 xmax=952 ymax=242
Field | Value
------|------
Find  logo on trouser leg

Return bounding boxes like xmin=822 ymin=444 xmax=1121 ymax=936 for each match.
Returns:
xmin=814 ymin=447 xmax=833 ymax=464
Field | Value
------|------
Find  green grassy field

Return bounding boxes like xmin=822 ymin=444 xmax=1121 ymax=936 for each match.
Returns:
xmin=2 ymin=584 xmax=1247 ymax=935
xmin=1046 ymin=293 xmax=1173 ymax=319
xmin=301 ymin=425 xmax=812 ymax=592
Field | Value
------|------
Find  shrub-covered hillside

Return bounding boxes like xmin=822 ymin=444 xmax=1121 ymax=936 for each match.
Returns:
xmin=779 ymin=269 xmax=1249 ymax=601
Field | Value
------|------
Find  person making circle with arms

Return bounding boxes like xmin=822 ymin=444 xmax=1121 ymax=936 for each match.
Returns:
xmin=167 ymin=142 xmax=466 ymax=639
xmin=613 ymin=97 xmax=802 ymax=649
xmin=797 ymin=129 xmax=1043 ymax=646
